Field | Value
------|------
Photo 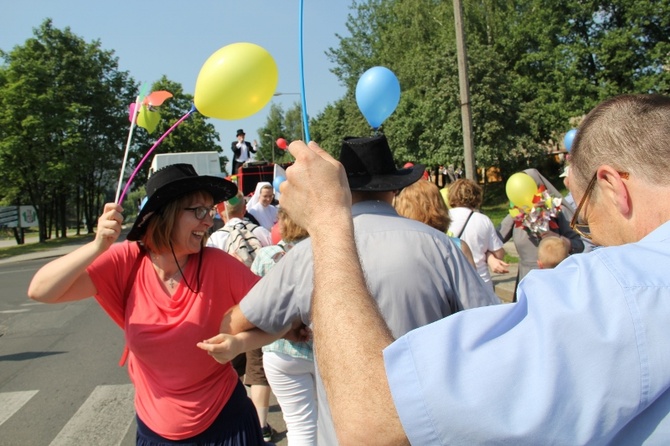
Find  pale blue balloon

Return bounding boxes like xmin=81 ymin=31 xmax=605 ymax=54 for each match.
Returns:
xmin=356 ymin=66 xmax=401 ymax=129
xmin=273 ymin=176 xmax=286 ymax=192
xmin=564 ymin=128 xmax=577 ymax=152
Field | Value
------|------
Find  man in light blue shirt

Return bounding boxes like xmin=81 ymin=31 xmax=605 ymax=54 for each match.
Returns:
xmin=277 ymin=94 xmax=670 ymax=444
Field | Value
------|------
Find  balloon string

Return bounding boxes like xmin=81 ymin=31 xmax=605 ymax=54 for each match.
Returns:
xmin=115 ymin=95 xmax=141 ymax=203
xmin=117 ymin=107 xmax=195 ymax=205
xmin=298 ymin=0 xmax=310 ymax=142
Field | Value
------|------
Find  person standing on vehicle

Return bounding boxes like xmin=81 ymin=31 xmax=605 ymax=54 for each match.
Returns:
xmin=231 ymin=129 xmax=257 ymax=174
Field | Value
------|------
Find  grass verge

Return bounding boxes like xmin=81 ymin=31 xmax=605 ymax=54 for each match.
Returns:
xmin=0 ymin=233 xmax=94 ymax=260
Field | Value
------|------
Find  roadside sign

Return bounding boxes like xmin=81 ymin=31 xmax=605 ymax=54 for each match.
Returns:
xmin=0 ymin=206 xmax=38 ymax=228
xmin=0 ymin=207 xmax=18 ymax=226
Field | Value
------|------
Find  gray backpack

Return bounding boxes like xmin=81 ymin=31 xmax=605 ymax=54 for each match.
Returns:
xmin=220 ymin=221 xmax=263 ymax=267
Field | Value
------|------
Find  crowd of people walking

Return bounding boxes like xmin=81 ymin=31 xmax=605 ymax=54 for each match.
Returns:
xmin=27 ymin=93 xmax=670 ymax=445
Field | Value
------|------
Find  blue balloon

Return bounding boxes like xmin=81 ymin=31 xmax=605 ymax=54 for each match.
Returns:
xmin=355 ymin=66 xmax=400 ymax=129
xmin=273 ymin=176 xmax=286 ymax=192
xmin=564 ymin=128 xmax=577 ymax=152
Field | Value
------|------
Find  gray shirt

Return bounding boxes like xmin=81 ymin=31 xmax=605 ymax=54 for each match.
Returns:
xmin=240 ymin=200 xmax=500 ymax=445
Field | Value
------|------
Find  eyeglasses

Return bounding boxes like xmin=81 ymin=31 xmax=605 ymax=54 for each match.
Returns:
xmin=570 ymin=170 xmax=629 ymax=240
xmin=184 ymin=206 xmax=216 ymax=220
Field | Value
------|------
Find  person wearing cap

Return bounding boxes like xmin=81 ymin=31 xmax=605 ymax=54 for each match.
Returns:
xmin=275 ymin=94 xmax=670 ymax=445
xmin=231 ymin=129 xmax=257 ymax=174
xmin=28 ymin=164 xmax=270 ymax=445
xmin=201 ymin=134 xmax=499 ymax=445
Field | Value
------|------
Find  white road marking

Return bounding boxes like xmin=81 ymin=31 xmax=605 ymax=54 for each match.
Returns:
xmin=49 ymin=384 xmax=135 ymax=446
xmin=0 ymin=390 xmax=38 ymax=425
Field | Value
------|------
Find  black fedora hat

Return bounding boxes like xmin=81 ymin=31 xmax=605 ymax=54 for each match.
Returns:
xmin=236 ymin=129 xmax=245 ymax=137
xmin=339 ymin=135 xmax=425 ymax=191
xmin=127 ymin=163 xmax=237 ymax=241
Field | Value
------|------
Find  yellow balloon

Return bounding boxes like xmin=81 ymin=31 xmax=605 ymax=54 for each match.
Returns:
xmin=505 ymin=173 xmax=538 ymax=209
xmin=194 ymin=43 xmax=279 ymax=120
xmin=439 ymin=187 xmax=450 ymax=208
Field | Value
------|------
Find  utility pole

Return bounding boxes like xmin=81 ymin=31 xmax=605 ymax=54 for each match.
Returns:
xmin=453 ymin=0 xmax=477 ymax=181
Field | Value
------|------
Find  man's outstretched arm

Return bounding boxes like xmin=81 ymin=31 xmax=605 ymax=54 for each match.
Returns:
xmin=280 ymin=141 xmax=409 ymax=446
xmin=219 ymin=304 xmax=256 ymax=334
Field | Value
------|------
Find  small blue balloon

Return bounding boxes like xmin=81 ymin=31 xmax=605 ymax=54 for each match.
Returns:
xmin=356 ymin=66 xmax=400 ymax=129
xmin=564 ymin=128 xmax=577 ymax=152
xmin=273 ymin=176 xmax=286 ymax=192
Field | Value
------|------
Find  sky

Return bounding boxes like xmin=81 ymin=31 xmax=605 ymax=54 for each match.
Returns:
xmin=1 ymin=0 xmax=351 ymax=172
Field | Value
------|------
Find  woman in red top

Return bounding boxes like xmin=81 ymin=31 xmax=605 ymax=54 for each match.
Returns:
xmin=28 ymin=164 xmax=266 ymax=445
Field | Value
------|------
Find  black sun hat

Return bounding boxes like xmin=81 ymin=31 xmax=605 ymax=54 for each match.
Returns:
xmin=339 ymin=135 xmax=425 ymax=191
xmin=126 ymin=163 xmax=237 ymax=241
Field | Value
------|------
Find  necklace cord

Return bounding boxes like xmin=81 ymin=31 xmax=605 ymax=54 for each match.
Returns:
xmin=168 ymin=241 xmax=202 ymax=293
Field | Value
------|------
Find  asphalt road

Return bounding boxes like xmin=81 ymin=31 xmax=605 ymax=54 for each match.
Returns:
xmin=0 ymin=256 xmax=287 ymax=445
xmin=0 ymin=231 xmax=517 ymax=445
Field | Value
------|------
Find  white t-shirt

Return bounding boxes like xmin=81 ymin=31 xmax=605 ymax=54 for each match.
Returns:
xmin=235 ymin=142 xmax=250 ymax=163
xmin=448 ymin=207 xmax=503 ymax=288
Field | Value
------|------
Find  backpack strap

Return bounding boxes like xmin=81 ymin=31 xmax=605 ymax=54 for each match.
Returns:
xmin=235 ymin=220 xmax=260 ymax=232
xmin=456 ymin=211 xmax=475 ymax=238
xmin=118 ymin=244 xmax=145 ymax=367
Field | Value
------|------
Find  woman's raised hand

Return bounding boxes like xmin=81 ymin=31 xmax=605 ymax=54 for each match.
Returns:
xmin=95 ymin=203 xmax=125 ymax=252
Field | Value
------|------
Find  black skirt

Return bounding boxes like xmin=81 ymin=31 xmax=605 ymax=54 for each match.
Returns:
xmin=136 ymin=380 xmax=265 ymax=446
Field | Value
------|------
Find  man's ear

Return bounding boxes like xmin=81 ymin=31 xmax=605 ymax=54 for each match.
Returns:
xmin=597 ymin=166 xmax=631 ymax=217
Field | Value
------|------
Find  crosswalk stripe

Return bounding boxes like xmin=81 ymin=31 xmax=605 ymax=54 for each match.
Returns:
xmin=50 ymin=384 xmax=135 ymax=446
xmin=0 ymin=390 xmax=38 ymax=425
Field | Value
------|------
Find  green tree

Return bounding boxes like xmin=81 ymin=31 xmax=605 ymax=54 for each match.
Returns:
xmin=256 ymin=103 xmax=306 ymax=165
xmin=0 ymin=20 xmax=227 ymax=242
xmin=0 ymin=19 xmax=134 ymax=241
xmin=306 ymin=0 xmax=670 ymax=187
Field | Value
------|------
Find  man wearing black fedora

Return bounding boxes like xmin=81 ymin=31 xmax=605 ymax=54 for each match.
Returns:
xmin=208 ymin=134 xmax=500 ymax=445
xmin=231 ymin=129 xmax=257 ymax=174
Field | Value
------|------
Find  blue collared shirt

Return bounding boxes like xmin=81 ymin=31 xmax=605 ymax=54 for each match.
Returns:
xmin=385 ymin=220 xmax=670 ymax=445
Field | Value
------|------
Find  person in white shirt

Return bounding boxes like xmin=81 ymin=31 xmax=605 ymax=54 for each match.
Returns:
xmin=207 ymin=190 xmax=272 ymax=249
xmin=246 ymin=182 xmax=278 ymax=231
xmin=447 ymin=178 xmax=508 ymax=290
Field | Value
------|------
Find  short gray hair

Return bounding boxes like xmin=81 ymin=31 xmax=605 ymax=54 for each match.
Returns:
xmin=571 ymin=94 xmax=670 ymax=190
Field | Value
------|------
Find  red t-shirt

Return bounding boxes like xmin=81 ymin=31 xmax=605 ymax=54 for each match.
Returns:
xmin=87 ymin=241 xmax=259 ymax=439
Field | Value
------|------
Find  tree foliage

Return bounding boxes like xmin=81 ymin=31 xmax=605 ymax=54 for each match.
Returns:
xmin=274 ymin=0 xmax=670 ymax=184
xmin=0 ymin=19 xmax=134 ymax=240
xmin=256 ymin=102 xmax=305 ymax=164
xmin=0 ymin=19 xmax=225 ymax=241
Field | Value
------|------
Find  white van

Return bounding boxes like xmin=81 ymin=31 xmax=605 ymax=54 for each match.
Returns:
xmin=149 ymin=152 xmax=223 ymax=177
